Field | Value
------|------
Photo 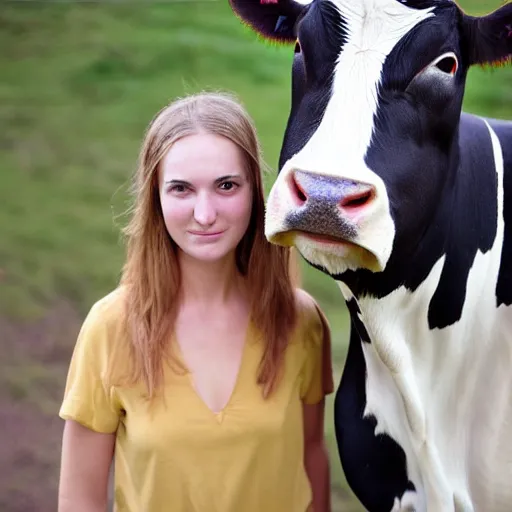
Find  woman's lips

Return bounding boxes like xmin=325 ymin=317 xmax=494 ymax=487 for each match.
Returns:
xmin=188 ymin=230 xmax=226 ymax=239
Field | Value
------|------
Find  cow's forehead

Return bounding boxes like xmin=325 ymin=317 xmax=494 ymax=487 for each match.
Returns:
xmin=322 ymin=0 xmax=437 ymax=39
xmin=288 ymin=0 xmax=436 ymax=176
xmin=295 ymin=0 xmax=443 ymax=82
xmin=331 ymin=0 xmax=436 ymax=57
xmin=297 ymin=0 xmax=444 ymax=43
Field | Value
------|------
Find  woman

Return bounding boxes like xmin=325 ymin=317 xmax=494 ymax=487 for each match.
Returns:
xmin=58 ymin=91 xmax=333 ymax=512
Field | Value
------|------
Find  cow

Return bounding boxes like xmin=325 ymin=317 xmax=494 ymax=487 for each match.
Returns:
xmin=227 ymin=0 xmax=512 ymax=510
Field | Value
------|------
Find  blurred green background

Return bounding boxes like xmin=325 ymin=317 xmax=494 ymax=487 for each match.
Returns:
xmin=0 ymin=0 xmax=510 ymax=510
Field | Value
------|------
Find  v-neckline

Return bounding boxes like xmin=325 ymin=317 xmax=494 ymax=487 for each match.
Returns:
xmin=174 ymin=319 xmax=252 ymax=423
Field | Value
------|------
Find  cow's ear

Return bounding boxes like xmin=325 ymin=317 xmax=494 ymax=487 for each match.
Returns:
xmin=462 ymin=3 xmax=512 ymax=67
xmin=228 ymin=0 xmax=307 ymax=44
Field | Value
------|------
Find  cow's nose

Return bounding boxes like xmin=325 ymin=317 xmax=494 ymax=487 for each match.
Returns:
xmin=289 ymin=170 xmax=376 ymax=215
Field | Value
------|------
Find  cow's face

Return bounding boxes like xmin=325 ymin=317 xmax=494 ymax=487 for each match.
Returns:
xmin=229 ymin=0 xmax=512 ymax=277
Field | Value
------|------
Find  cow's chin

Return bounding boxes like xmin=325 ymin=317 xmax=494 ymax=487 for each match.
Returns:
xmin=268 ymin=230 xmax=384 ymax=275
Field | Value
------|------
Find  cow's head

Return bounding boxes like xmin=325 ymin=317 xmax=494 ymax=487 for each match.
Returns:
xmin=229 ymin=0 xmax=512 ymax=278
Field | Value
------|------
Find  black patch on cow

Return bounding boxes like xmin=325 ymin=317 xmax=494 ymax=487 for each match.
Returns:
xmin=345 ymin=297 xmax=373 ymax=343
xmin=491 ymin=119 xmax=512 ymax=307
xmin=337 ymin=114 xmax=499 ymax=329
xmin=426 ymin=114 xmax=498 ymax=327
xmin=335 ymin=316 xmax=415 ymax=512
xmin=344 ymin=296 xmax=361 ymax=316
xmin=278 ymin=0 xmax=348 ymax=170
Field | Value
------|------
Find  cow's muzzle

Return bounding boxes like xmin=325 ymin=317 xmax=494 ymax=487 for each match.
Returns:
xmin=287 ymin=170 xmax=375 ymax=235
xmin=265 ymin=169 xmax=393 ymax=274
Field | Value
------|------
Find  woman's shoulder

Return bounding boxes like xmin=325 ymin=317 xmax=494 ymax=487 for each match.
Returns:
xmin=294 ymin=288 xmax=324 ymax=321
xmin=294 ymin=287 xmax=318 ymax=309
xmin=78 ymin=285 xmax=128 ymax=345
xmin=88 ymin=285 xmax=127 ymax=318
xmin=292 ymin=288 xmax=335 ymax=401
xmin=293 ymin=288 xmax=330 ymax=341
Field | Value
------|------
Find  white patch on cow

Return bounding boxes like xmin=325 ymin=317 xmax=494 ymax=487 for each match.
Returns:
xmin=293 ymin=234 xmax=381 ymax=275
xmin=391 ymin=492 xmax=418 ymax=512
xmin=338 ymin=281 xmax=354 ymax=301
xmin=339 ymin=125 xmax=512 ymax=511
xmin=265 ymin=0 xmax=435 ymax=274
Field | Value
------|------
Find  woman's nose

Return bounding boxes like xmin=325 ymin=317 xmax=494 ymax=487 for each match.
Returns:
xmin=193 ymin=193 xmax=217 ymax=226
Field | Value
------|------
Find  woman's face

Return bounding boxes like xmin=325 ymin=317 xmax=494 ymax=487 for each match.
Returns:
xmin=159 ymin=132 xmax=253 ymax=266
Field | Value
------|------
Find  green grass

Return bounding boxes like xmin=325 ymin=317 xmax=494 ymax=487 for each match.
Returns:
xmin=0 ymin=0 xmax=511 ymax=510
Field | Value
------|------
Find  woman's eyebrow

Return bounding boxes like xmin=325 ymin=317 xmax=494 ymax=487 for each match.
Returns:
xmin=165 ymin=179 xmax=190 ymax=186
xmin=215 ymin=174 xmax=243 ymax=183
xmin=164 ymin=174 xmax=244 ymax=186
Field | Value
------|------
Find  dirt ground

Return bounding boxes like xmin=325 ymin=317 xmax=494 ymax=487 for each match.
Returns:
xmin=0 ymin=301 xmax=82 ymax=512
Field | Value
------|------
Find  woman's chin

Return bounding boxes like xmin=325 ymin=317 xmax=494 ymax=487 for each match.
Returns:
xmin=178 ymin=245 xmax=237 ymax=266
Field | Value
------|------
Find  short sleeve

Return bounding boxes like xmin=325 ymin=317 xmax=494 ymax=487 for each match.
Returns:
xmin=299 ymin=294 xmax=334 ymax=405
xmin=59 ymin=299 xmax=121 ymax=433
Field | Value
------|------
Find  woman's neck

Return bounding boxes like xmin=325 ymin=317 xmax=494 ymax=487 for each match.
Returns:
xmin=178 ymin=251 xmax=246 ymax=307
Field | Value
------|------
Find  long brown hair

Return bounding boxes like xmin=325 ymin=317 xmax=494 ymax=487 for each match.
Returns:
xmin=120 ymin=91 xmax=299 ymax=399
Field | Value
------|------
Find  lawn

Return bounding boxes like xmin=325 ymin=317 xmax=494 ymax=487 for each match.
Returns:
xmin=0 ymin=0 xmax=510 ymax=510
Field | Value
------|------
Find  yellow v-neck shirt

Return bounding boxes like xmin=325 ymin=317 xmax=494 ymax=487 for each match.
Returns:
xmin=59 ymin=287 xmax=333 ymax=512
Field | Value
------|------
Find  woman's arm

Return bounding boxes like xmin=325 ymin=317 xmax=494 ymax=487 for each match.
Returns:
xmin=58 ymin=420 xmax=115 ymax=512
xmin=303 ymin=399 xmax=331 ymax=512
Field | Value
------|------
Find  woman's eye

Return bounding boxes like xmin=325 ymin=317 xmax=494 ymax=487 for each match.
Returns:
xmin=219 ymin=181 xmax=237 ymax=191
xmin=169 ymin=184 xmax=187 ymax=194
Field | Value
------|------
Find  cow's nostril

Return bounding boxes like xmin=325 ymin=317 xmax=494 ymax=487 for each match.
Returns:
xmin=290 ymin=170 xmax=376 ymax=213
xmin=340 ymin=189 xmax=374 ymax=209
xmin=297 ymin=187 xmax=307 ymax=202
xmin=290 ymin=173 xmax=308 ymax=205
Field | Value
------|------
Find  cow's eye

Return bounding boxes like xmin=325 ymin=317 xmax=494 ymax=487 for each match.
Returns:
xmin=433 ymin=53 xmax=458 ymax=75
xmin=421 ymin=52 xmax=458 ymax=78
xmin=406 ymin=51 xmax=458 ymax=102
xmin=409 ymin=51 xmax=459 ymax=85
